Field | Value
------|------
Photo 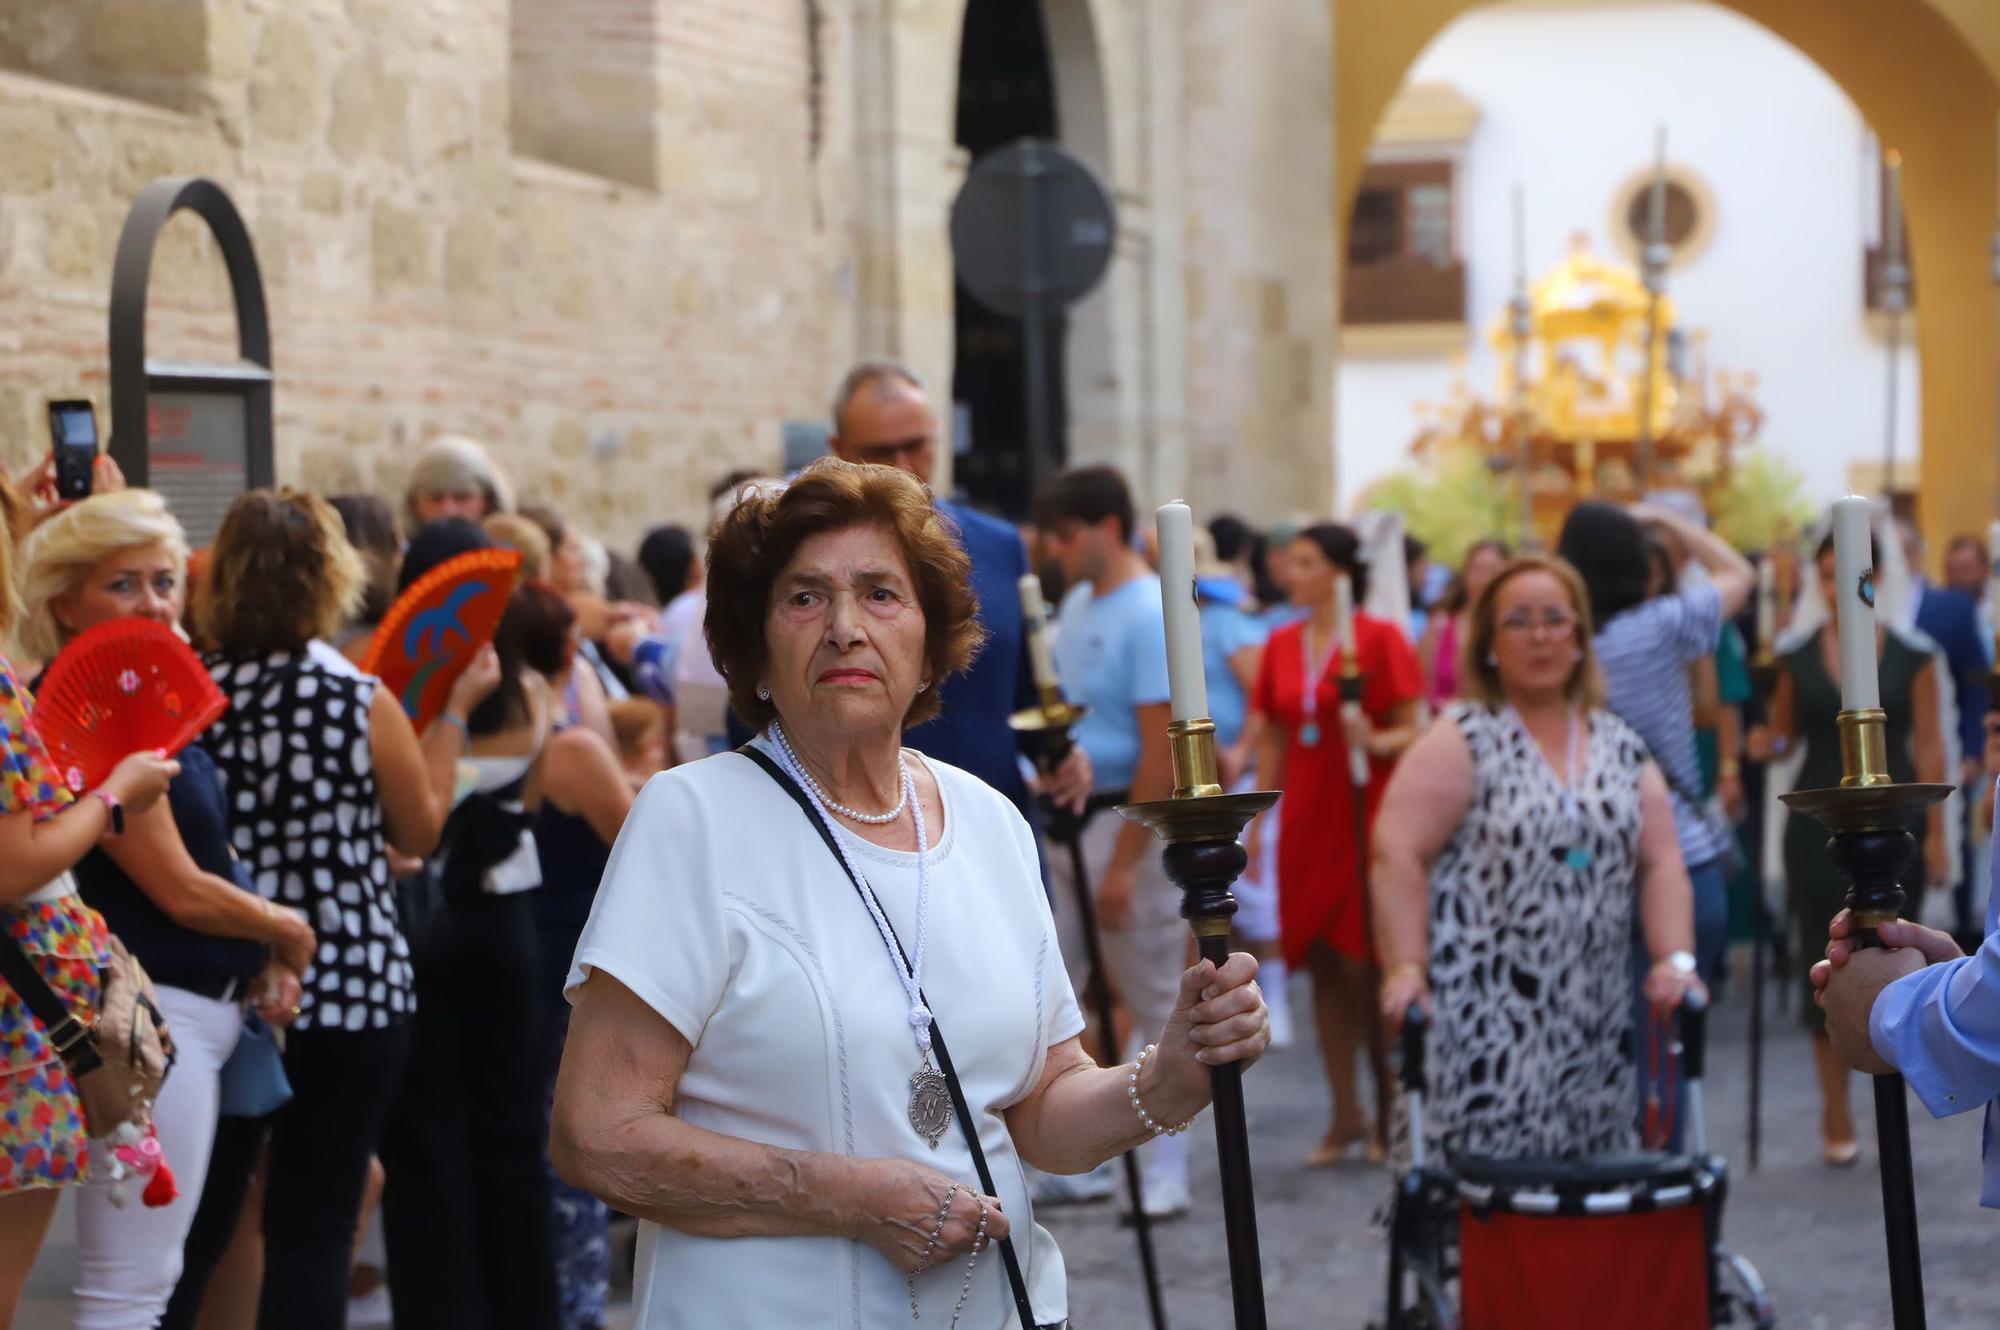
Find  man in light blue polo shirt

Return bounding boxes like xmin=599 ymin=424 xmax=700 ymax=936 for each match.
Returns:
xmin=1035 ymin=464 xmax=1189 ymax=1218
xmin=1816 ymin=718 xmax=2000 ymax=1204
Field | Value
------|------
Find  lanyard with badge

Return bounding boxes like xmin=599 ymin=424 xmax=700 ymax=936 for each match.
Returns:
xmin=1508 ymin=704 xmax=1593 ymax=870
xmin=1298 ymin=624 xmax=1339 ymax=748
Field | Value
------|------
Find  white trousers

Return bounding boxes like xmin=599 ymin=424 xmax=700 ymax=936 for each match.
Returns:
xmin=1048 ymin=810 xmax=1190 ymax=1192
xmin=1230 ymin=784 xmax=1281 ymax=944
xmin=72 ymin=985 xmax=243 ymax=1330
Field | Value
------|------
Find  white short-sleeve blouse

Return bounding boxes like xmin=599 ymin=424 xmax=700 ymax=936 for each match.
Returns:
xmin=567 ymin=737 xmax=1085 ymax=1329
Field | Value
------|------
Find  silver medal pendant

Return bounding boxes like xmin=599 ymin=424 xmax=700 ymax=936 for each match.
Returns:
xmin=908 ymin=1056 xmax=954 ymax=1149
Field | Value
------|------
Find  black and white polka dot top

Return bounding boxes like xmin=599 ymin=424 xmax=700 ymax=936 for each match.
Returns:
xmin=203 ymin=644 xmax=415 ymax=1032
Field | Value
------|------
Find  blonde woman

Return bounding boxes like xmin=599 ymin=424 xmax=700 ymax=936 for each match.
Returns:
xmin=20 ymin=491 xmax=322 ymax=1327
xmin=1372 ymin=554 xmax=1702 ymax=1163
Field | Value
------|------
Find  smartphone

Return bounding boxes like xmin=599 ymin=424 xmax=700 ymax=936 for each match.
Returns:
xmin=47 ymin=399 xmax=97 ymax=501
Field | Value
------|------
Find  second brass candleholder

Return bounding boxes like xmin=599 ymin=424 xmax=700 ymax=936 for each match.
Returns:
xmin=1120 ymin=718 xmax=1279 ymax=1330
xmin=1782 ymin=706 xmax=1951 ymax=1330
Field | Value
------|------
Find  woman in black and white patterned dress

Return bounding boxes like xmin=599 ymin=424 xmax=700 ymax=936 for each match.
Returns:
xmin=1370 ymin=553 xmax=1703 ymax=1163
xmin=198 ymin=490 xmax=497 ymax=1330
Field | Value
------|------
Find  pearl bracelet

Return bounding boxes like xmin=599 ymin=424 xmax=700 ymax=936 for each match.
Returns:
xmin=1127 ymin=1044 xmax=1192 ymax=1137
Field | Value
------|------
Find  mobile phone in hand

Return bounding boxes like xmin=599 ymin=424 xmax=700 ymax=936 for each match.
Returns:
xmin=47 ymin=399 xmax=98 ymax=501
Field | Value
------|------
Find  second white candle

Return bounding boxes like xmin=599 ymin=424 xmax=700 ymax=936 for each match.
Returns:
xmin=1829 ymin=495 xmax=1880 ymax=712
xmin=1154 ymin=501 xmax=1210 ymax=723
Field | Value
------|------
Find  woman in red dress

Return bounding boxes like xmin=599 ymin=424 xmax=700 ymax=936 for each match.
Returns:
xmin=1249 ymin=523 xmax=1423 ymax=1164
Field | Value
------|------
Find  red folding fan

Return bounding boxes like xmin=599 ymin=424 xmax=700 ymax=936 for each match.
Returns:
xmin=31 ymin=618 xmax=228 ymax=794
xmin=360 ymin=547 xmax=523 ymax=730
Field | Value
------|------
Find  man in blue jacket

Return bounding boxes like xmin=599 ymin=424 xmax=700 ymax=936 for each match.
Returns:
xmin=826 ymin=360 xmax=1091 ymax=820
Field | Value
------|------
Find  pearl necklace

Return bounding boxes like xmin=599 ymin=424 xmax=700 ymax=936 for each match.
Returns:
xmin=769 ymin=724 xmax=909 ymax=824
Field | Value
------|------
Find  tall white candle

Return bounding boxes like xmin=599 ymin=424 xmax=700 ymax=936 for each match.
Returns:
xmin=1333 ymin=571 xmax=1357 ymax=658
xmin=1016 ymin=574 xmax=1060 ymax=691
xmin=1755 ymin=557 xmax=1776 ymax=655
xmin=1883 ymin=151 xmax=1905 ymax=275
xmin=1333 ymin=572 xmax=1371 ymax=785
xmin=1830 ymin=496 xmax=1881 ymax=712
xmin=1154 ymin=501 xmax=1210 ymax=722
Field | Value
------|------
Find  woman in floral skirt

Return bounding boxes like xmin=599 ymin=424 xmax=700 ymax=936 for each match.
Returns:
xmin=0 ymin=481 xmax=176 ymax=1318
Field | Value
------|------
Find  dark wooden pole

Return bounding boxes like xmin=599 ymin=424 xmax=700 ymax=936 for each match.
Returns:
xmin=1785 ymin=759 xmax=1950 ymax=1330
xmin=1120 ymin=722 xmax=1278 ymax=1330
xmin=1160 ymin=837 xmax=1267 ymax=1330
xmin=1013 ymin=707 xmax=1170 ymax=1330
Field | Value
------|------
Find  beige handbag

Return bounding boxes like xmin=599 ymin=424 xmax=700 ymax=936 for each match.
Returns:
xmin=0 ymin=930 xmax=174 ymax=1136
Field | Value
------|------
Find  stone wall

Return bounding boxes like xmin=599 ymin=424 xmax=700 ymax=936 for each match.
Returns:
xmin=0 ymin=0 xmax=1341 ymax=553
xmin=1181 ymin=0 xmax=1338 ymax=521
xmin=0 ymin=0 xmax=857 ymax=548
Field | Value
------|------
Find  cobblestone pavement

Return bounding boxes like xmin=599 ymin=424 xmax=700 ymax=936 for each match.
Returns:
xmin=19 ymin=960 xmax=2000 ymax=1328
xmin=1046 ymin=963 xmax=2000 ymax=1330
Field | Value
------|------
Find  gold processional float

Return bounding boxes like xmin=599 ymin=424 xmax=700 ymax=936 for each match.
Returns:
xmin=1397 ymin=234 xmax=1767 ymax=548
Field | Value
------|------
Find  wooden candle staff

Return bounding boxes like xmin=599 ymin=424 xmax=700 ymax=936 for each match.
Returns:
xmin=1781 ymin=496 xmax=1948 ymax=1330
xmin=1119 ymin=502 xmax=1277 ymax=1330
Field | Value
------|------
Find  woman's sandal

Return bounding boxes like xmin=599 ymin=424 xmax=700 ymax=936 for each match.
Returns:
xmin=1823 ymin=1138 xmax=1861 ymax=1168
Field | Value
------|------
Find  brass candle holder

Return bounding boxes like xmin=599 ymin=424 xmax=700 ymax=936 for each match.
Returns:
xmin=1781 ymin=706 xmax=1952 ymax=1330
xmin=1008 ymin=684 xmax=1087 ymax=751
xmin=1120 ymin=718 xmax=1279 ymax=1330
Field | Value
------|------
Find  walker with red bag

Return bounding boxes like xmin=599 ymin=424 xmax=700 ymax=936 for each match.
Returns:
xmin=1372 ymin=998 xmax=1775 ymax=1330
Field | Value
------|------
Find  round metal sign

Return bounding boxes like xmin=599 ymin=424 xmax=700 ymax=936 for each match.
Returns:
xmin=950 ymin=139 xmax=1116 ymax=319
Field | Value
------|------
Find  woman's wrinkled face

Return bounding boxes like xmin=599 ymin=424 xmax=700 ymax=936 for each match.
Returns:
xmin=1490 ymin=569 xmax=1581 ymax=699
xmin=1463 ymin=544 xmax=1506 ymax=606
xmin=551 ymin=529 xmax=589 ymax=596
xmin=1286 ymin=537 xmax=1337 ymax=608
xmin=58 ymin=541 xmax=184 ymax=640
xmin=413 ymin=487 xmax=486 ymax=525
xmin=763 ymin=523 xmax=929 ymax=740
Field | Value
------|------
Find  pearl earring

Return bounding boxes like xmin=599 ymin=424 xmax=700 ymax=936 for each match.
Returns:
xmin=1486 ymin=652 xmax=1498 ymax=668
xmin=756 ymin=686 xmax=771 ymax=701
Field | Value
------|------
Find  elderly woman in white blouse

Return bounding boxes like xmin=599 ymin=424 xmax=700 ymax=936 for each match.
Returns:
xmin=553 ymin=459 xmax=1270 ymax=1329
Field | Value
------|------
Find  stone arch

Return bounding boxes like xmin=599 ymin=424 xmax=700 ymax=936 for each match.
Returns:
xmin=1334 ymin=0 xmax=2000 ymax=552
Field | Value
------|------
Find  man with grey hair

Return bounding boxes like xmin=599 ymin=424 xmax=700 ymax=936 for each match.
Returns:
xmin=827 ymin=359 xmax=1091 ymax=823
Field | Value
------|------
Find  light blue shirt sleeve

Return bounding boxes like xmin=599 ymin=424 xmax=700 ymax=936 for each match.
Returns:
xmin=1869 ymin=779 xmax=2000 ymax=1205
xmin=1870 ymin=935 xmax=2000 ymax=1118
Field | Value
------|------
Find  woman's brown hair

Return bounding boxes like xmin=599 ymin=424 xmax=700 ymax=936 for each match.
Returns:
xmin=704 ymin=457 xmax=984 ymax=731
xmin=198 ymin=489 xmax=366 ymax=657
xmin=1458 ymin=552 xmax=1605 ymax=710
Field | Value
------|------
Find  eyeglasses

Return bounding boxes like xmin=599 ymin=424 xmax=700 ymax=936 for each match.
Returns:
xmin=853 ymin=437 xmax=934 ymax=466
xmin=1497 ymin=608 xmax=1579 ymax=637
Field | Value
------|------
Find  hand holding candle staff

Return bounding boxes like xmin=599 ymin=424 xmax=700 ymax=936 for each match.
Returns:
xmin=1014 ymin=572 xmax=1093 ymax=814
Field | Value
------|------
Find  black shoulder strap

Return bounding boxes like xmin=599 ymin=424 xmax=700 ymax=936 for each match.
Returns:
xmin=740 ymin=745 xmax=1039 ymax=1328
xmin=0 ymin=910 xmax=101 ymax=1077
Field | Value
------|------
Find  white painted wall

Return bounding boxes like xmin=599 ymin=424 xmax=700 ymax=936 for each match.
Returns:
xmin=1336 ymin=0 xmax=1920 ymax=515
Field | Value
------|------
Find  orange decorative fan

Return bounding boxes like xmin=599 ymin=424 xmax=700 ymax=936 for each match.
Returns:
xmin=31 ymin=618 xmax=228 ymax=794
xmin=360 ymin=548 xmax=523 ymax=730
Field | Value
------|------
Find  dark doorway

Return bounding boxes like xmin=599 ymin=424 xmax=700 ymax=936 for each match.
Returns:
xmin=952 ymin=0 xmax=1064 ymax=519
